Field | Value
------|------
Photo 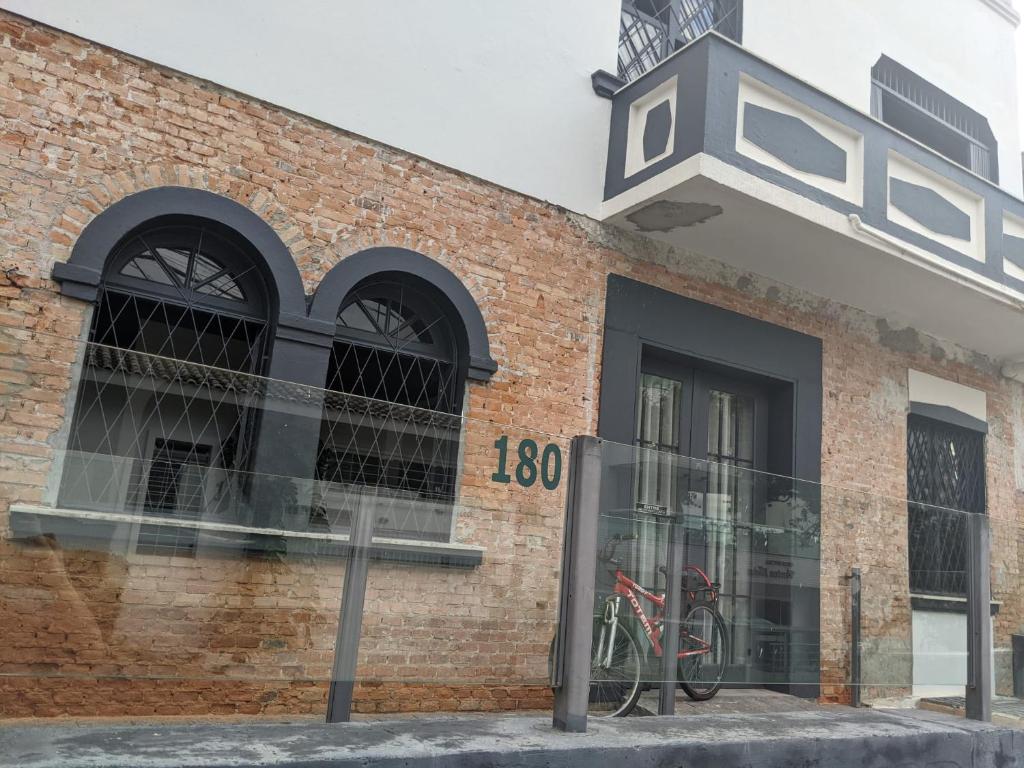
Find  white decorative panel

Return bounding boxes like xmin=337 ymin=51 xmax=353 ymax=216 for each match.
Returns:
xmin=1002 ymin=211 xmax=1024 ymax=283
xmin=887 ymin=151 xmax=985 ymax=262
xmin=624 ymin=76 xmax=678 ymax=179
xmin=735 ymin=74 xmax=863 ymax=206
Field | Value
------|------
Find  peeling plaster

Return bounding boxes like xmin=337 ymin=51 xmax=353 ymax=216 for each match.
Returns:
xmin=625 ymin=201 xmax=723 ymax=233
xmin=568 ymin=213 xmax=1004 ymax=375
xmin=875 ymin=319 xmax=924 ymax=357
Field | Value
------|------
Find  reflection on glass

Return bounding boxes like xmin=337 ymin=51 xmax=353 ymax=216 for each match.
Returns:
xmin=707 ymin=389 xmax=755 ymax=672
xmin=634 ymin=374 xmax=682 ymax=588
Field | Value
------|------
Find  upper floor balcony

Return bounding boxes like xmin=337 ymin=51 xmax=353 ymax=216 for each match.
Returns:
xmin=601 ymin=29 xmax=1024 ymax=360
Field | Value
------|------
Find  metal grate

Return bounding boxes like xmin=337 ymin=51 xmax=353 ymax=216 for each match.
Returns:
xmin=618 ymin=0 xmax=742 ymax=82
xmin=871 ymin=57 xmax=996 ymax=182
xmin=315 ymin=279 xmax=464 ymax=542
xmin=61 ymin=226 xmax=271 ymax=557
xmin=907 ymin=415 xmax=985 ymax=596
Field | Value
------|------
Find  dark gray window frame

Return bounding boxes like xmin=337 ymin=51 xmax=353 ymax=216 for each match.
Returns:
xmin=598 ymin=273 xmax=823 ymax=698
xmin=599 ymin=275 xmax=822 ymax=483
xmin=906 ymin=403 xmax=988 ymax=602
xmin=36 ymin=188 xmax=497 ymax=565
xmin=870 ymin=56 xmax=998 ymax=183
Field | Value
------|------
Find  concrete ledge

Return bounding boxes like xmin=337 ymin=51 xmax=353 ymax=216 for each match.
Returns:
xmin=0 ymin=709 xmax=1020 ymax=768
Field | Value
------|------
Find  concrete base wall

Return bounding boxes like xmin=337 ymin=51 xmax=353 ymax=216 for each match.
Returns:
xmin=1 ymin=710 xmax=1020 ymax=768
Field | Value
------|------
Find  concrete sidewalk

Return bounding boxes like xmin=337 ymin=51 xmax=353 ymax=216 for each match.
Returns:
xmin=1 ymin=707 xmax=1020 ymax=768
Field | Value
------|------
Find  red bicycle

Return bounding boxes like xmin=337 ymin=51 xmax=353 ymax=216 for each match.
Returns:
xmin=589 ymin=533 xmax=728 ymax=717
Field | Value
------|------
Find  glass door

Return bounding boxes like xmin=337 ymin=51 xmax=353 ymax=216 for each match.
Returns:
xmin=691 ymin=372 xmax=767 ymax=680
xmin=633 ymin=352 xmax=769 ymax=682
xmin=633 ymin=372 xmax=687 ymax=590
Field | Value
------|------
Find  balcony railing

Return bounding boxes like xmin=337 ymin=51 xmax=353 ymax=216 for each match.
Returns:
xmin=618 ymin=0 xmax=742 ymax=81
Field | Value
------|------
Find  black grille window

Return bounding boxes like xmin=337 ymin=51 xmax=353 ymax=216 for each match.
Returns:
xmin=315 ymin=277 xmax=465 ymax=542
xmin=907 ymin=414 xmax=985 ymax=596
xmin=59 ymin=219 xmax=272 ymax=557
xmin=618 ymin=0 xmax=742 ymax=82
xmin=871 ymin=57 xmax=998 ymax=182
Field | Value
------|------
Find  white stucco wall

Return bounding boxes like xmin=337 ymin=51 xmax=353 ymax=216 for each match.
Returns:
xmin=1 ymin=1 xmax=1020 ymax=208
xmin=0 ymin=0 xmax=620 ymax=216
xmin=743 ymin=0 xmax=1022 ymax=196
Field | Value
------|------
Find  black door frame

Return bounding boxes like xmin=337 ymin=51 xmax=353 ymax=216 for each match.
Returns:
xmin=599 ymin=274 xmax=823 ymax=698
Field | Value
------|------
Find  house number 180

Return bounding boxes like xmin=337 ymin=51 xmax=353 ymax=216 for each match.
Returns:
xmin=491 ymin=435 xmax=561 ymax=490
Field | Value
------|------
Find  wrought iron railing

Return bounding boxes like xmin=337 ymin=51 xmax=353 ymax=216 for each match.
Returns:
xmin=618 ymin=0 xmax=742 ymax=82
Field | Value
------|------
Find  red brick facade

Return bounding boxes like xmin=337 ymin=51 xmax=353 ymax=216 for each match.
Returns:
xmin=0 ymin=13 xmax=1020 ymax=718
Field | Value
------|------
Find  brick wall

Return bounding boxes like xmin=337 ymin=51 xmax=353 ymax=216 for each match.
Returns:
xmin=0 ymin=12 xmax=1020 ymax=717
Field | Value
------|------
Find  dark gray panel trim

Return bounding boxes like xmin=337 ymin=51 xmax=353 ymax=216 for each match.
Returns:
xmin=889 ymin=178 xmax=971 ymax=241
xmin=275 ymin=315 xmax=338 ymax=348
xmin=604 ymin=37 xmax=711 ymax=200
xmin=598 ymin=274 xmax=822 ymax=699
xmin=643 ymin=100 xmax=673 ymax=161
xmin=51 ymin=187 xmax=310 ymax=325
xmin=909 ymin=402 xmax=988 ymax=434
xmin=1003 ymin=233 xmax=1024 ymax=270
xmin=742 ymin=103 xmax=847 ymax=182
xmin=309 ymin=247 xmax=497 ymax=381
xmin=603 ymin=34 xmax=1024 ymax=292
xmin=599 ymin=274 xmax=822 ymax=483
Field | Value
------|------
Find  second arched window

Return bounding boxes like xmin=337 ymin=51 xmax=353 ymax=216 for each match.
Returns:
xmin=314 ymin=275 xmax=467 ymax=543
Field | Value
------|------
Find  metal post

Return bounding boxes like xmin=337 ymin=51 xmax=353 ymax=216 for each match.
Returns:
xmin=965 ymin=513 xmax=991 ymax=722
xmin=849 ymin=567 xmax=861 ymax=708
xmin=326 ymin=492 xmax=376 ymax=723
xmin=552 ymin=436 xmax=603 ymax=733
xmin=658 ymin=517 xmax=685 ymax=715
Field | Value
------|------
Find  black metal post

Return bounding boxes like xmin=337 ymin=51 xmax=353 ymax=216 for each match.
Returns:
xmin=965 ymin=513 xmax=991 ymax=722
xmin=326 ymin=492 xmax=376 ymax=723
xmin=1012 ymin=634 xmax=1024 ymax=699
xmin=658 ymin=517 xmax=685 ymax=715
xmin=849 ymin=567 xmax=861 ymax=708
xmin=552 ymin=436 xmax=603 ymax=733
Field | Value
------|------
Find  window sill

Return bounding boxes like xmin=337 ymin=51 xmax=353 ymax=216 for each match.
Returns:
xmin=7 ymin=505 xmax=484 ymax=568
xmin=910 ymin=593 xmax=1001 ymax=616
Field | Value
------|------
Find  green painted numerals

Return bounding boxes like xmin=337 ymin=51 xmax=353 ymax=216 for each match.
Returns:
xmin=492 ymin=435 xmax=561 ymax=490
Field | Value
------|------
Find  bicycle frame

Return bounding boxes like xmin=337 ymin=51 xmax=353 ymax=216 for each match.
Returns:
xmin=594 ymin=565 xmax=716 ymax=670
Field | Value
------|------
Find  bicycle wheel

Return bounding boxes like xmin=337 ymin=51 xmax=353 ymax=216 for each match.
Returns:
xmin=589 ymin=622 xmax=642 ymax=717
xmin=678 ymin=604 xmax=728 ymax=701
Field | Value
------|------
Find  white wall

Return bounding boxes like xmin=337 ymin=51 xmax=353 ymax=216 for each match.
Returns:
xmin=0 ymin=0 xmax=620 ymax=217
xmin=743 ymin=0 xmax=1023 ymax=196
xmin=3 ymin=1 xmax=1021 ymax=210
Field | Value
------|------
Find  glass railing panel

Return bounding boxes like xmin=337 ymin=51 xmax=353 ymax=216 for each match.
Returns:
xmin=590 ymin=438 xmax=822 ymax=713
xmin=0 ymin=330 xmax=571 ymax=718
xmin=584 ymin=437 xmax=1006 ymax=717
xmin=990 ymin=516 xmax=1023 ymax=707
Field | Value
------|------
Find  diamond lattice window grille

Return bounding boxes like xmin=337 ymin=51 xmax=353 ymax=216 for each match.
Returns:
xmin=618 ymin=0 xmax=742 ymax=82
xmin=316 ymin=279 xmax=464 ymax=543
xmin=61 ymin=220 xmax=272 ymax=558
xmin=907 ymin=414 xmax=985 ymax=596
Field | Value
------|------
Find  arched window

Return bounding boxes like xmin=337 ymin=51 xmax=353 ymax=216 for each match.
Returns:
xmin=61 ymin=217 xmax=274 ymax=555
xmin=315 ymin=274 xmax=466 ymax=543
xmin=92 ymin=218 xmax=270 ymax=369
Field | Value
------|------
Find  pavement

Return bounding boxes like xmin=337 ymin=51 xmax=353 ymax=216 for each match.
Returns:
xmin=1 ymin=706 xmax=1020 ymax=768
xmin=634 ymin=685 xmax=826 ymax=716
